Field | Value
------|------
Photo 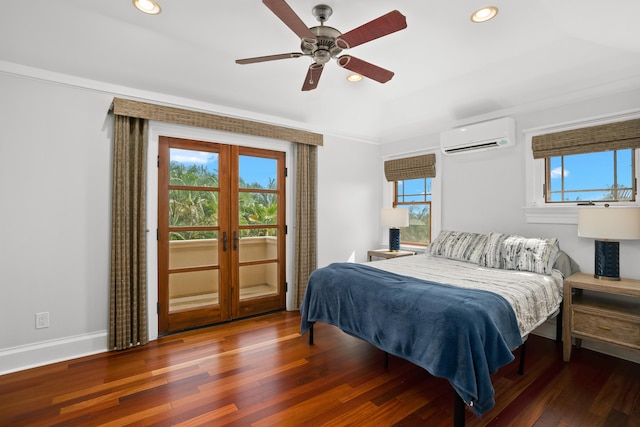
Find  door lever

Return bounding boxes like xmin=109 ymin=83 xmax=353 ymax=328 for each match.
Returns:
xmin=233 ymin=231 xmax=239 ymax=250
xmin=222 ymin=231 xmax=227 ymax=252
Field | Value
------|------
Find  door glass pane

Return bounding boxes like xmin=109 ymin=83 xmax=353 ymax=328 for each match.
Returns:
xmin=169 ymin=190 xmax=218 ymax=227
xmin=169 ymin=269 xmax=219 ymax=312
xmin=170 ymin=149 xmax=219 ymax=187
xmin=239 ymin=192 xmax=277 ymax=225
xmin=238 ymin=229 xmax=277 ymax=263
xmin=239 ymin=263 xmax=278 ymax=301
xmin=239 ymin=156 xmax=277 ymax=189
xmin=169 ymin=233 xmax=219 ymax=269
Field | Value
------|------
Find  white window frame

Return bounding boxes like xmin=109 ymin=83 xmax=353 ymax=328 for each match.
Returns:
xmin=524 ymin=110 xmax=640 ymax=225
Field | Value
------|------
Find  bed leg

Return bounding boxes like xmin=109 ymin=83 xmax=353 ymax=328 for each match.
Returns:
xmin=453 ymin=393 xmax=466 ymax=427
xmin=308 ymin=325 xmax=314 ymax=345
xmin=556 ymin=302 xmax=563 ymax=343
xmin=518 ymin=341 xmax=527 ymax=375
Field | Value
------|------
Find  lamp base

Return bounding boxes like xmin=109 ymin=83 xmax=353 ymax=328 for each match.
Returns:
xmin=389 ymin=228 xmax=400 ymax=251
xmin=594 ymin=240 xmax=620 ymax=281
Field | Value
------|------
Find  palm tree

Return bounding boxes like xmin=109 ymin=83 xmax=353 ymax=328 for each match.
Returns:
xmin=603 ymin=184 xmax=634 ymax=201
xmin=169 ymin=165 xmax=279 ymax=239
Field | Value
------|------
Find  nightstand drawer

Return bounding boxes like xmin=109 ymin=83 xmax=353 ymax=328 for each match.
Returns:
xmin=572 ymin=309 xmax=640 ymax=348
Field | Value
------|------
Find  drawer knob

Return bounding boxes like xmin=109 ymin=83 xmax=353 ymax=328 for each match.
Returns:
xmin=597 ymin=325 xmax=612 ymax=331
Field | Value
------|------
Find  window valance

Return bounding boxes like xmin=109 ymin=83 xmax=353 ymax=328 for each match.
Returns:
xmin=111 ymin=97 xmax=323 ymax=146
xmin=384 ymin=153 xmax=436 ymax=181
xmin=531 ymin=118 xmax=640 ymax=159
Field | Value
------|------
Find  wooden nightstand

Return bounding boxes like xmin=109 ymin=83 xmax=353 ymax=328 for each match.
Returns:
xmin=563 ymin=272 xmax=640 ymax=362
xmin=367 ymin=249 xmax=416 ymax=262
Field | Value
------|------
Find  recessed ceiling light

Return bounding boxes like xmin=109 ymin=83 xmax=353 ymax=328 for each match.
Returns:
xmin=133 ymin=0 xmax=161 ymax=15
xmin=346 ymin=74 xmax=363 ymax=82
xmin=471 ymin=6 xmax=498 ymax=23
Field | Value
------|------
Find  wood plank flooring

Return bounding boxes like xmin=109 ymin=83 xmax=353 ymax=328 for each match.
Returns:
xmin=1 ymin=311 xmax=639 ymax=426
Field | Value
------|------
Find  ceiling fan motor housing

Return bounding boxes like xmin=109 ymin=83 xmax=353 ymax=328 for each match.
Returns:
xmin=301 ymin=26 xmax=343 ymax=64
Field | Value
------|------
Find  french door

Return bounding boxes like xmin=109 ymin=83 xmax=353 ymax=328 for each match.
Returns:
xmin=158 ymin=136 xmax=286 ymax=333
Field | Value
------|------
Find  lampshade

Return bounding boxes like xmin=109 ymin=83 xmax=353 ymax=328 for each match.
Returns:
xmin=381 ymin=208 xmax=409 ymax=228
xmin=578 ymin=207 xmax=640 ymax=240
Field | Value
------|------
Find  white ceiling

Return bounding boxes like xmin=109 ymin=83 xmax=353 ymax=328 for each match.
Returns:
xmin=2 ymin=0 xmax=640 ymax=143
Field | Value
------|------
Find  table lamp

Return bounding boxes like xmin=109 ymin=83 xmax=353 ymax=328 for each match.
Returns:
xmin=577 ymin=205 xmax=640 ymax=280
xmin=381 ymin=208 xmax=409 ymax=251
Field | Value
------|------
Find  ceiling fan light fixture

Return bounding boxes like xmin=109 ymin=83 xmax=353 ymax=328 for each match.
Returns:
xmin=347 ymin=73 xmax=363 ymax=82
xmin=471 ymin=6 xmax=498 ymax=23
xmin=133 ymin=0 xmax=161 ymax=15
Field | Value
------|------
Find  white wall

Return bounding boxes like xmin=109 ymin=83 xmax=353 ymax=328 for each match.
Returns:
xmin=380 ymin=88 xmax=640 ymax=278
xmin=2 ymin=67 xmax=638 ymax=374
xmin=379 ymin=88 xmax=640 ymax=362
xmin=317 ymin=136 xmax=382 ymax=266
xmin=0 ymin=74 xmax=114 ymax=371
xmin=0 ymin=70 xmax=383 ymax=374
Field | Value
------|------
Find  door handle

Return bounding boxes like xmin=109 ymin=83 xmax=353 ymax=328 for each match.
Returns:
xmin=233 ymin=231 xmax=239 ymax=251
xmin=222 ymin=232 xmax=227 ymax=252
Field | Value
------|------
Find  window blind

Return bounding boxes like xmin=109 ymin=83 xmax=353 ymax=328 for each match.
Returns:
xmin=384 ymin=153 xmax=436 ymax=181
xmin=531 ymin=118 xmax=640 ymax=159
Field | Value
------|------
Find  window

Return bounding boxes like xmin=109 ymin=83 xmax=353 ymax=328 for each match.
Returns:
xmin=546 ymin=149 xmax=636 ymax=203
xmin=394 ymin=178 xmax=432 ymax=245
xmin=525 ymin=115 xmax=640 ymax=224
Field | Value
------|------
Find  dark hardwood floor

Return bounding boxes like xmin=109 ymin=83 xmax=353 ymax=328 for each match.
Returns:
xmin=1 ymin=311 xmax=639 ymax=426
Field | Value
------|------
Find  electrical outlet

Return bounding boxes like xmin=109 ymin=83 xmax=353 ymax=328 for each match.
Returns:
xmin=36 ymin=312 xmax=50 ymax=329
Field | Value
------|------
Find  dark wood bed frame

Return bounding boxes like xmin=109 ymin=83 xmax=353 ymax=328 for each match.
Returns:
xmin=306 ymin=303 xmax=563 ymax=427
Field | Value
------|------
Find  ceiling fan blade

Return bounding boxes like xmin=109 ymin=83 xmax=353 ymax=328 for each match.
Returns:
xmin=337 ymin=55 xmax=394 ymax=84
xmin=302 ymin=64 xmax=324 ymax=91
xmin=236 ymin=53 xmax=303 ymax=64
xmin=263 ymin=0 xmax=316 ymax=41
xmin=336 ymin=10 xmax=407 ymax=49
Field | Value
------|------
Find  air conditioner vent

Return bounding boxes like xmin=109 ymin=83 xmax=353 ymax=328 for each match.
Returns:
xmin=440 ymin=117 xmax=516 ymax=155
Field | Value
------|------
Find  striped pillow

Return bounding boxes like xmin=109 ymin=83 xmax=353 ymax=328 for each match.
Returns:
xmin=479 ymin=232 xmax=560 ymax=275
xmin=428 ymin=230 xmax=488 ymax=264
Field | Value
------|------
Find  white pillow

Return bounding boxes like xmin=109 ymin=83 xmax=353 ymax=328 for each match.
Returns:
xmin=428 ymin=230 xmax=488 ymax=264
xmin=479 ymin=232 xmax=560 ymax=275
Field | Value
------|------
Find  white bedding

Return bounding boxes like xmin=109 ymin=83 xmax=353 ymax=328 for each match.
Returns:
xmin=367 ymin=253 xmax=563 ymax=337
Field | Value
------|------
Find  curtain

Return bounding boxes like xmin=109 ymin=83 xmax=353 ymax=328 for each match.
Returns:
xmin=109 ymin=115 xmax=149 ymax=350
xmin=112 ymin=97 xmax=323 ymax=146
xmin=384 ymin=153 xmax=436 ymax=181
xmin=109 ymin=97 xmax=321 ymax=324
xmin=293 ymin=144 xmax=318 ymax=309
xmin=531 ymin=118 xmax=640 ymax=159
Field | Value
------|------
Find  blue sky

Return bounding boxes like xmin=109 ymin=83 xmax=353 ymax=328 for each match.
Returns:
xmin=549 ymin=150 xmax=633 ymax=201
xmin=170 ymin=149 xmax=276 ymax=188
xmin=170 ymin=148 xmax=633 ymax=200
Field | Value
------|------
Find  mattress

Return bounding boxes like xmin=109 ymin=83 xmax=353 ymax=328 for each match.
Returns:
xmin=366 ymin=253 xmax=564 ymax=337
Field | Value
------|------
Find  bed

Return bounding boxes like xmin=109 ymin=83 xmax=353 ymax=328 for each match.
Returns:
xmin=300 ymin=230 xmax=578 ymax=425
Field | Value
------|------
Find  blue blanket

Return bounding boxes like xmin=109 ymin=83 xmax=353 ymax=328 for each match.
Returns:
xmin=299 ymin=262 xmax=523 ymax=416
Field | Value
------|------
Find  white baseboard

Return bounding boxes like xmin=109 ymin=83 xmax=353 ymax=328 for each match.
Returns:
xmin=3 ymin=319 xmax=636 ymax=376
xmin=0 ymin=331 xmax=108 ymax=375
xmin=532 ymin=319 xmax=640 ymax=364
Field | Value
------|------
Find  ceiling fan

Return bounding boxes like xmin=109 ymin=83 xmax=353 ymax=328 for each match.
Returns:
xmin=236 ymin=0 xmax=407 ymax=91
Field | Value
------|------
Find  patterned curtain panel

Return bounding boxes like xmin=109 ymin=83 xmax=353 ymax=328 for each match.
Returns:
xmin=531 ymin=118 xmax=640 ymax=159
xmin=109 ymin=115 xmax=149 ymax=350
xmin=294 ymin=144 xmax=318 ymax=309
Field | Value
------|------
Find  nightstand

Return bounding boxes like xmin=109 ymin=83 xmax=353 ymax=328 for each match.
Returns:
xmin=563 ymin=272 xmax=640 ymax=362
xmin=367 ymin=249 xmax=416 ymax=262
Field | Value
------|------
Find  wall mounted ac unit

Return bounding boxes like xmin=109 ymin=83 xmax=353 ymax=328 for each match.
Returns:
xmin=440 ymin=117 xmax=516 ymax=155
